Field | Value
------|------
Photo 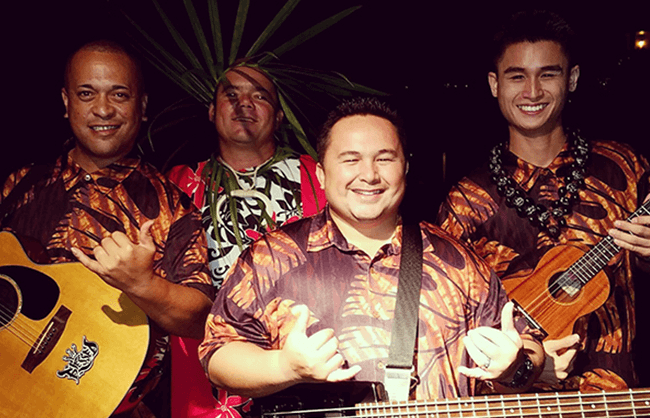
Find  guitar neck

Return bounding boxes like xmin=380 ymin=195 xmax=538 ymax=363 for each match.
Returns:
xmin=255 ymin=383 xmax=650 ymax=418
xmin=355 ymin=389 xmax=650 ymax=418
xmin=567 ymin=199 xmax=650 ymax=286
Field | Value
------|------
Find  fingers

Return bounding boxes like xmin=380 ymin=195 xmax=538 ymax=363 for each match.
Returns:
xmin=543 ymin=334 xmax=580 ymax=353
xmin=71 ymin=247 xmax=104 ymax=275
xmin=500 ymin=301 xmax=518 ymax=341
xmin=139 ymin=220 xmax=155 ymax=248
xmin=610 ymin=218 xmax=650 ymax=257
xmin=327 ymin=364 xmax=361 ymax=382
xmin=290 ymin=304 xmax=310 ymax=336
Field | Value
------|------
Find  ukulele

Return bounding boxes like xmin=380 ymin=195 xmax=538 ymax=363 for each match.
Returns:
xmin=502 ymin=199 xmax=650 ymax=340
xmin=0 ymin=232 xmax=149 ymax=418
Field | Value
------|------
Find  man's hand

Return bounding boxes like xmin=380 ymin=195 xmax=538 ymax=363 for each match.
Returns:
xmin=458 ymin=302 xmax=523 ymax=380
xmin=279 ymin=305 xmax=361 ymax=383
xmin=71 ymin=220 xmax=156 ymax=295
xmin=609 ymin=215 xmax=650 ymax=258
xmin=538 ymin=334 xmax=580 ymax=385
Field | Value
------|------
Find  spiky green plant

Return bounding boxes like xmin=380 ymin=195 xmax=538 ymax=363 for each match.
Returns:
xmin=122 ymin=0 xmax=383 ymax=161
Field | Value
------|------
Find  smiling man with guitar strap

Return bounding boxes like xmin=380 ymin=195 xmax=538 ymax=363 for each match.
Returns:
xmin=0 ymin=40 xmax=214 ymax=417
xmin=438 ymin=10 xmax=650 ymax=392
xmin=198 ymin=98 xmax=545 ymax=407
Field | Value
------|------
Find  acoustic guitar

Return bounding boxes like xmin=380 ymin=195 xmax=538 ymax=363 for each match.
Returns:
xmin=502 ymin=199 xmax=650 ymax=340
xmin=0 ymin=232 xmax=150 ymax=418
xmin=252 ymin=381 xmax=650 ymax=417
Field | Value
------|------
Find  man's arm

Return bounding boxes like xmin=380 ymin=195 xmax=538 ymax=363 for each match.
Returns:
xmin=207 ymin=305 xmax=360 ymax=398
xmin=71 ymin=220 xmax=211 ymax=339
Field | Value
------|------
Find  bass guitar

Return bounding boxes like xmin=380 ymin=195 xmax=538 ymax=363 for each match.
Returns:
xmin=252 ymin=381 xmax=650 ymax=417
xmin=502 ymin=198 xmax=650 ymax=340
xmin=0 ymin=232 xmax=149 ymax=418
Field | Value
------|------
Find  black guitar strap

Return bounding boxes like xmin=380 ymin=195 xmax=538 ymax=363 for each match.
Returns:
xmin=384 ymin=222 xmax=423 ymax=401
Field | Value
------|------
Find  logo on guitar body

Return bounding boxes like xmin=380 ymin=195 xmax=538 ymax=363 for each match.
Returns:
xmin=56 ymin=336 xmax=99 ymax=384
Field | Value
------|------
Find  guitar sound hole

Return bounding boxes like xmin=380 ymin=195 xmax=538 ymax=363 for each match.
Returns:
xmin=0 ymin=266 xmax=60 ymax=320
xmin=0 ymin=275 xmax=21 ymax=328
xmin=549 ymin=271 xmax=581 ymax=302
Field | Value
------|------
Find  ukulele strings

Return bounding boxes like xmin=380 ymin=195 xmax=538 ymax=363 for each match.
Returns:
xmin=517 ymin=203 xmax=650 ymax=329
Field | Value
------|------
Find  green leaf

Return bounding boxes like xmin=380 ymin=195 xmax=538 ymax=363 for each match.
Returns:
xmin=208 ymin=0 xmax=224 ymax=76
xmin=229 ymin=0 xmax=250 ymax=65
xmin=150 ymin=0 xmax=204 ymax=72
xmin=183 ymin=0 xmax=216 ymax=81
xmin=245 ymin=0 xmax=301 ymax=57
xmin=261 ymin=6 xmax=361 ymax=62
xmin=277 ymin=93 xmax=317 ymax=160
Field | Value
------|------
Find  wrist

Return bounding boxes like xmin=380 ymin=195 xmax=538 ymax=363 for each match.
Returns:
xmin=499 ymin=353 xmax=534 ymax=389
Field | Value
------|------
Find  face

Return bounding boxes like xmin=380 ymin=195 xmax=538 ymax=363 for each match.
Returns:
xmin=316 ymin=115 xmax=407 ymax=231
xmin=209 ymin=66 xmax=283 ymax=149
xmin=488 ymin=41 xmax=579 ymax=137
xmin=62 ymin=50 xmax=147 ymax=171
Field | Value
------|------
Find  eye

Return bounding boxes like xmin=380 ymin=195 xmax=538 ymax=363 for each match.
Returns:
xmin=77 ymin=90 xmax=93 ymax=100
xmin=508 ymin=74 xmax=525 ymax=81
xmin=113 ymin=92 xmax=131 ymax=100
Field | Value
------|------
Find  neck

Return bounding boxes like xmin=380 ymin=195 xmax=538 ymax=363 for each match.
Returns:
xmin=330 ymin=210 xmax=399 ymax=258
xmin=508 ymin=125 xmax=567 ymax=168
xmin=70 ymin=147 xmax=126 ymax=174
xmin=218 ymin=140 xmax=276 ymax=171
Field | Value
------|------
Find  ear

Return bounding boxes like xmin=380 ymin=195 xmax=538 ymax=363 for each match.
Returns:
xmin=275 ymin=109 xmax=284 ymax=128
xmin=568 ymin=65 xmax=580 ymax=92
xmin=61 ymin=88 xmax=69 ymax=118
xmin=316 ymin=162 xmax=325 ymax=190
xmin=141 ymin=94 xmax=149 ymax=122
xmin=208 ymin=102 xmax=216 ymax=123
xmin=488 ymin=72 xmax=499 ymax=98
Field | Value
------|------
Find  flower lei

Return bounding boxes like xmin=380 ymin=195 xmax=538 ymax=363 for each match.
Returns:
xmin=202 ymin=145 xmax=302 ymax=250
xmin=488 ymin=130 xmax=590 ymax=239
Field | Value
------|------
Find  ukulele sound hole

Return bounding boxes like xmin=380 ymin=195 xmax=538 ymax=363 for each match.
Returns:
xmin=0 ymin=275 xmax=21 ymax=329
xmin=549 ymin=271 xmax=582 ymax=301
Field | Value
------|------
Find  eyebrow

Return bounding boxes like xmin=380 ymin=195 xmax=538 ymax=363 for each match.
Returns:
xmin=222 ymin=84 xmax=272 ymax=97
xmin=77 ymin=84 xmax=130 ymax=91
xmin=503 ymin=65 xmax=564 ymax=74
xmin=337 ymin=149 xmax=399 ymax=158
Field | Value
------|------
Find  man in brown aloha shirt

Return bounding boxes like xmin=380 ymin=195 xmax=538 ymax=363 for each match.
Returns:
xmin=1 ymin=40 xmax=213 ymax=417
xmin=437 ymin=11 xmax=650 ymax=392
xmin=199 ymin=98 xmax=545 ymax=406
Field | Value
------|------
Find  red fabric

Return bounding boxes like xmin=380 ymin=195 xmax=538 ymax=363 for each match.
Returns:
xmin=169 ymin=155 xmax=324 ymax=418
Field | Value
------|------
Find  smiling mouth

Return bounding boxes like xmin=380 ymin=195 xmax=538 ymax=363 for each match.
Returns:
xmin=233 ymin=116 xmax=256 ymax=123
xmin=91 ymin=125 xmax=120 ymax=132
xmin=353 ymin=189 xmax=383 ymax=196
xmin=517 ymin=104 xmax=547 ymax=112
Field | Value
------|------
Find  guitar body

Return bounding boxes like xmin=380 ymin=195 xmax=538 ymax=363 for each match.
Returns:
xmin=0 ymin=232 xmax=149 ymax=418
xmin=502 ymin=245 xmax=610 ymax=340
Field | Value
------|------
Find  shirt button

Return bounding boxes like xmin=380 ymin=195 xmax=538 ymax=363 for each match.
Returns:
xmin=84 ymin=174 xmax=92 ymax=181
xmin=378 ymin=362 xmax=385 ymax=370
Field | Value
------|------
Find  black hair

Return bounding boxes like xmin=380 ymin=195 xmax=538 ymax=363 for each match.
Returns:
xmin=316 ymin=97 xmax=407 ymax=162
xmin=491 ymin=10 xmax=576 ymax=71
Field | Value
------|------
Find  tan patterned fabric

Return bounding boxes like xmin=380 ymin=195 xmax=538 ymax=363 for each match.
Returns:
xmin=438 ymin=139 xmax=650 ymax=391
xmin=1 ymin=152 xmax=213 ymax=414
xmin=199 ymin=208 xmax=510 ymax=400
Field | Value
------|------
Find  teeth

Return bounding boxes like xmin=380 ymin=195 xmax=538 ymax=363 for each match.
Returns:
xmin=518 ymin=104 xmax=546 ymax=112
xmin=92 ymin=125 xmax=119 ymax=131
xmin=355 ymin=190 xmax=381 ymax=195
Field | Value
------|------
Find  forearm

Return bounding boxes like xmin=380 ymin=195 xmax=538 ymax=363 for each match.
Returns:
xmin=127 ymin=274 xmax=212 ymax=339
xmin=208 ymin=341 xmax=298 ymax=398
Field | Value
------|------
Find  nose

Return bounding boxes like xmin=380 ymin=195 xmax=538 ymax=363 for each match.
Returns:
xmin=358 ymin=160 xmax=380 ymax=183
xmin=523 ymin=77 xmax=543 ymax=101
xmin=237 ymin=93 xmax=254 ymax=109
xmin=92 ymin=95 xmax=116 ymax=119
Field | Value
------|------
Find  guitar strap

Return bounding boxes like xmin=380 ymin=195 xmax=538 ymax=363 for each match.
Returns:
xmin=384 ymin=222 xmax=423 ymax=402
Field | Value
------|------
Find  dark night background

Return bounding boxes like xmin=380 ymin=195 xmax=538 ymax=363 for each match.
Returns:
xmin=3 ymin=0 xmax=650 ymax=387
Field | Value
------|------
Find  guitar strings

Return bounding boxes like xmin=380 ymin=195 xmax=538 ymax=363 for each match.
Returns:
xmin=0 ymin=302 xmax=44 ymax=347
xmin=272 ymin=388 xmax=650 ymax=418
xmin=515 ymin=203 xmax=650 ymax=336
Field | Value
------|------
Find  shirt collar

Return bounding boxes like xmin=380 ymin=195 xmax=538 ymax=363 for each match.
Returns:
xmin=505 ymin=140 xmax=573 ymax=192
xmin=60 ymin=152 xmax=141 ymax=193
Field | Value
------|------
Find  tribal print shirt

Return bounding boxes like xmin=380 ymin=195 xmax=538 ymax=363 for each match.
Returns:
xmin=437 ymin=139 xmax=650 ymax=391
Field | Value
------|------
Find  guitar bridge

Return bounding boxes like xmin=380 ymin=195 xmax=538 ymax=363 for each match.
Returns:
xmin=512 ymin=300 xmax=548 ymax=339
xmin=21 ymin=305 xmax=71 ymax=373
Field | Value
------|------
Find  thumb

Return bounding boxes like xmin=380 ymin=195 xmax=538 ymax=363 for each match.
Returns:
xmin=500 ymin=301 xmax=518 ymax=340
xmin=290 ymin=304 xmax=310 ymax=336
xmin=139 ymin=220 xmax=155 ymax=248
xmin=543 ymin=334 xmax=580 ymax=353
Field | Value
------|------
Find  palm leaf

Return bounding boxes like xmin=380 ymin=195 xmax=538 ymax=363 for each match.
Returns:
xmin=245 ymin=0 xmax=302 ymax=57
xmin=182 ymin=0 xmax=217 ymax=80
xmin=229 ymin=0 xmax=250 ymax=65
xmin=277 ymin=92 xmax=317 ymax=160
xmin=260 ymin=6 xmax=362 ymax=64
xmin=208 ymin=0 xmax=224 ymax=75
xmin=150 ymin=0 xmax=204 ymax=72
